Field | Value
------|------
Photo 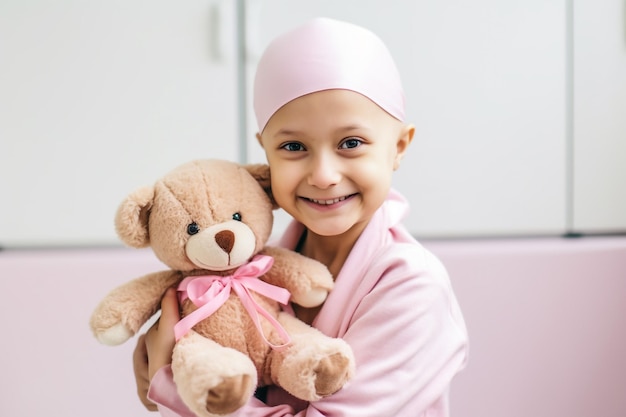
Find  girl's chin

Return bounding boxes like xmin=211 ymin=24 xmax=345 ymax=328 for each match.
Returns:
xmin=302 ymin=216 xmax=369 ymax=239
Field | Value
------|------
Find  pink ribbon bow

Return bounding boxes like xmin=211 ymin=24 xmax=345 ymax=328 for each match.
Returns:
xmin=174 ymin=254 xmax=292 ymax=351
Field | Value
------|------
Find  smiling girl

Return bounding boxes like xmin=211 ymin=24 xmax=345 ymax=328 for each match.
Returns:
xmin=134 ymin=17 xmax=468 ymax=417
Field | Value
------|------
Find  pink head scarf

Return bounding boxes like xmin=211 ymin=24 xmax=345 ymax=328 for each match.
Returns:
xmin=253 ymin=17 xmax=405 ymax=132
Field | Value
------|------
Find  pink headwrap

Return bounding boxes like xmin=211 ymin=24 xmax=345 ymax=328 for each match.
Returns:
xmin=253 ymin=17 xmax=405 ymax=132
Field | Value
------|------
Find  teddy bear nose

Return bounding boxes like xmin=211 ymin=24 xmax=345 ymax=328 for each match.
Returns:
xmin=215 ymin=230 xmax=235 ymax=254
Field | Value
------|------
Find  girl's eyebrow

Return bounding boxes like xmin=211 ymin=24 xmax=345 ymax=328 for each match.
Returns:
xmin=275 ymin=128 xmax=300 ymax=137
xmin=273 ymin=124 xmax=368 ymax=138
xmin=337 ymin=124 xmax=367 ymax=133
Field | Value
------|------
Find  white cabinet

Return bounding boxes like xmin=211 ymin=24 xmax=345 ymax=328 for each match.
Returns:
xmin=572 ymin=0 xmax=626 ymax=233
xmin=0 ymin=0 xmax=240 ymax=247
xmin=4 ymin=1 xmax=622 ymax=246
xmin=244 ymin=0 xmax=568 ymax=238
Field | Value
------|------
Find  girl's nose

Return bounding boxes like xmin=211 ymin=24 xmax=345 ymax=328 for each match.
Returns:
xmin=307 ymin=154 xmax=341 ymax=189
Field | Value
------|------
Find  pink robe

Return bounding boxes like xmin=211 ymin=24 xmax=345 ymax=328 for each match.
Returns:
xmin=149 ymin=190 xmax=469 ymax=416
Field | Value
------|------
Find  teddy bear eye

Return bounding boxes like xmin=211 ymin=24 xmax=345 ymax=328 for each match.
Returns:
xmin=187 ymin=222 xmax=200 ymax=235
xmin=232 ymin=212 xmax=242 ymax=221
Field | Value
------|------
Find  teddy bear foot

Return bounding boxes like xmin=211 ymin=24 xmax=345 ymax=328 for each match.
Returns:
xmin=205 ymin=374 xmax=254 ymax=415
xmin=278 ymin=345 xmax=355 ymax=401
xmin=271 ymin=336 xmax=355 ymax=401
xmin=172 ymin=331 xmax=258 ymax=417
xmin=314 ymin=352 xmax=353 ymax=397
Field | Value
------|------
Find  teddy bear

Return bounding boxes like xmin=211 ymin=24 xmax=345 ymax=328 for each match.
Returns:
xmin=89 ymin=159 xmax=355 ymax=417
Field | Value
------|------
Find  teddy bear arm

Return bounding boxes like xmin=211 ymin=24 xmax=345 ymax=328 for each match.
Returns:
xmin=90 ymin=270 xmax=181 ymax=345
xmin=259 ymin=246 xmax=334 ymax=308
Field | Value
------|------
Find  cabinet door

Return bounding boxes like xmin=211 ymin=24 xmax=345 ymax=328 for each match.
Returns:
xmin=244 ymin=0 xmax=567 ymax=238
xmin=0 ymin=0 xmax=239 ymax=247
xmin=573 ymin=0 xmax=626 ymax=233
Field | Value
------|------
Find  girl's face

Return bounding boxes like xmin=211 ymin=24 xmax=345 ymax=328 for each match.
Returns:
xmin=257 ymin=89 xmax=413 ymax=239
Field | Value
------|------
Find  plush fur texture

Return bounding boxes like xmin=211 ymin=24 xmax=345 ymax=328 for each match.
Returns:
xmin=89 ymin=159 xmax=355 ymax=417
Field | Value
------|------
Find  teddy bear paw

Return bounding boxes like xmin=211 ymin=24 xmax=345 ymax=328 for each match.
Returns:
xmin=95 ymin=324 xmax=133 ymax=346
xmin=295 ymin=287 xmax=329 ymax=308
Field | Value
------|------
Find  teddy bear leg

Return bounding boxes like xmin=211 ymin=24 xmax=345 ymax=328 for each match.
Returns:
xmin=270 ymin=313 xmax=355 ymax=402
xmin=172 ymin=331 xmax=258 ymax=417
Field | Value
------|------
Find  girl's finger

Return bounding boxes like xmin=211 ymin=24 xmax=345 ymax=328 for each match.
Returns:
xmin=159 ymin=287 xmax=181 ymax=329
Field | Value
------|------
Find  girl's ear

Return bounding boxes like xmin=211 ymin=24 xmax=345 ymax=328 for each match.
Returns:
xmin=114 ymin=185 xmax=155 ymax=247
xmin=394 ymin=123 xmax=415 ymax=170
xmin=244 ymin=163 xmax=279 ymax=210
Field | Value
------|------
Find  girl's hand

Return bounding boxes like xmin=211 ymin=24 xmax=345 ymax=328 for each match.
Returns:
xmin=132 ymin=287 xmax=180 ymax=411
xmin=145 ymin=287 xmax=180 ymax=380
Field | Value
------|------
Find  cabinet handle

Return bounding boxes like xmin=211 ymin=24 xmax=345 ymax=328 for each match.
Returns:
xmin=209 ymin=0 xmax=231 ymax=62
xmin=244 ymin=0 xmax=263 ymax=61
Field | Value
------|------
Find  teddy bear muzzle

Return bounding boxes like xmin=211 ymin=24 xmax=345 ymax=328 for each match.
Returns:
xmin=185 ymin=220 xmax=257 ymax=271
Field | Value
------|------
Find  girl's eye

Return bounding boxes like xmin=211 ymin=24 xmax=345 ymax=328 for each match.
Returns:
xmin=187 ymin=222 xmax=200 ymax=235
xmin=281 ymin=142 xmax=305 ymax=152
xmin=232 ymin=212 xmax=242 ymax=221
xmin=340 ymin=138 xmax=363 ymax=149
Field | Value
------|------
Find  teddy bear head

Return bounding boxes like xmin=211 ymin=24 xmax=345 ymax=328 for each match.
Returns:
xmin=114 ymin=159 xmax=277 ymax=272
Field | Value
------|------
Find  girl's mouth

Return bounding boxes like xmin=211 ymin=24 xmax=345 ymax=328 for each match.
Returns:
xmin=305 ymin=194 xmax=356 ymax=206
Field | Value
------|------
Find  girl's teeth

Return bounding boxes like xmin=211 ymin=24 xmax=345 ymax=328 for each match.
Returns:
xmin=310 ymin=196 xmax=346 ymax=205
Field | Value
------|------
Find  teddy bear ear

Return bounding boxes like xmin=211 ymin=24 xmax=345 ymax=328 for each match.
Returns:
xmin=243 ymin=163 xmax=279 ymax=210
xmin=114 ymin=185 xmax=155 ymax=248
